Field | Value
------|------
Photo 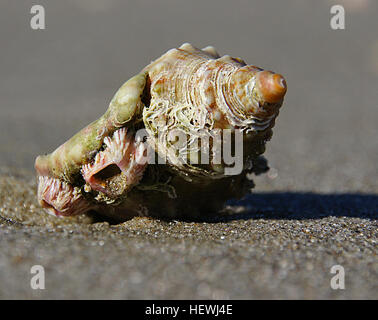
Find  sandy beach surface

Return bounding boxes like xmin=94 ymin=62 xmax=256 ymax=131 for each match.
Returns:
xmin=0 ymin=1 xmax=377 ymax=299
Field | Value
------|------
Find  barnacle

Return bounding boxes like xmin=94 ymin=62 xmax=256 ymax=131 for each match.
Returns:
xmin=81 ymin=127 xmax=147 ymax=198
xmin=37 ymin=176 xmax=93 ymax=216
xmin=35 ymin=43 xmax=287 ymax=220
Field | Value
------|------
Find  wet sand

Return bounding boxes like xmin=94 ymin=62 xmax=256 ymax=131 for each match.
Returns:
xmin=0 ymin=1 xmax=377 ymax=299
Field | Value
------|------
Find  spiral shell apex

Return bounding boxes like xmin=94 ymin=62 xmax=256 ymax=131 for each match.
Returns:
xmin=255 ymin=71 xmax=287 ymax=104
xmin=35 ymin=43 xmax=287 ymax=220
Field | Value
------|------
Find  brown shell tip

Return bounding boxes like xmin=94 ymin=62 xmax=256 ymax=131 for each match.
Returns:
xmin=256 ymin=71 xmax=287 ymax=104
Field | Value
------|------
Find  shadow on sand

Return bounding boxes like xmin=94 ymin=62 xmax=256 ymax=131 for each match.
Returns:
xmin=88 ymin=192 xmax=378 ymax=224
xmin=205 ymin=192 xmax=378 ymax=222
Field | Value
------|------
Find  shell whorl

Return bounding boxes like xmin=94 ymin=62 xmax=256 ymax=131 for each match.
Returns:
xmin=144 ymin=44 xmax=287 ymax=134
xmin=142 ymin=44 xmax=287 ymax=179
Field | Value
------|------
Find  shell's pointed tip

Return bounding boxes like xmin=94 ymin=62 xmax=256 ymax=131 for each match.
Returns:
xmin=256 ymin=71 xmax=287 ymax=104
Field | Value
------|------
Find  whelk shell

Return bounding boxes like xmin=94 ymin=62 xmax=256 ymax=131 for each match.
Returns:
xmin=35 ymin=43 xmax=287 ymax=220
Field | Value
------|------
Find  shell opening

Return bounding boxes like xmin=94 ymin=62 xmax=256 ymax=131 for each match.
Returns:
xmin=92 ymin=164 xmax=122 ymax=182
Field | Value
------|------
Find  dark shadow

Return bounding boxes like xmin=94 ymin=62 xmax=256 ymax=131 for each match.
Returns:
xmin=90 ymin=192 xmax=378 ymax=224
xmin=203 ymin=192 xmax=378 ymax=222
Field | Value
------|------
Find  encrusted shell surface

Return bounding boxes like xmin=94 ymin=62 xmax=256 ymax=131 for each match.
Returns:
xmin=35 ymin=43 xmax=287 ymax=220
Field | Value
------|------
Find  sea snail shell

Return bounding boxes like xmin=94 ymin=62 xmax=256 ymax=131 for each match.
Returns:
xmin=35 ymin=43 xmax=287 ymax=220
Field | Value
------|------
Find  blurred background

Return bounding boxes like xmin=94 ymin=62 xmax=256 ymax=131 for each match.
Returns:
xmin=0 ymin=0 xmax=377 ymax=299
xmin=0 ymin=0 xmax=377 ymax=194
